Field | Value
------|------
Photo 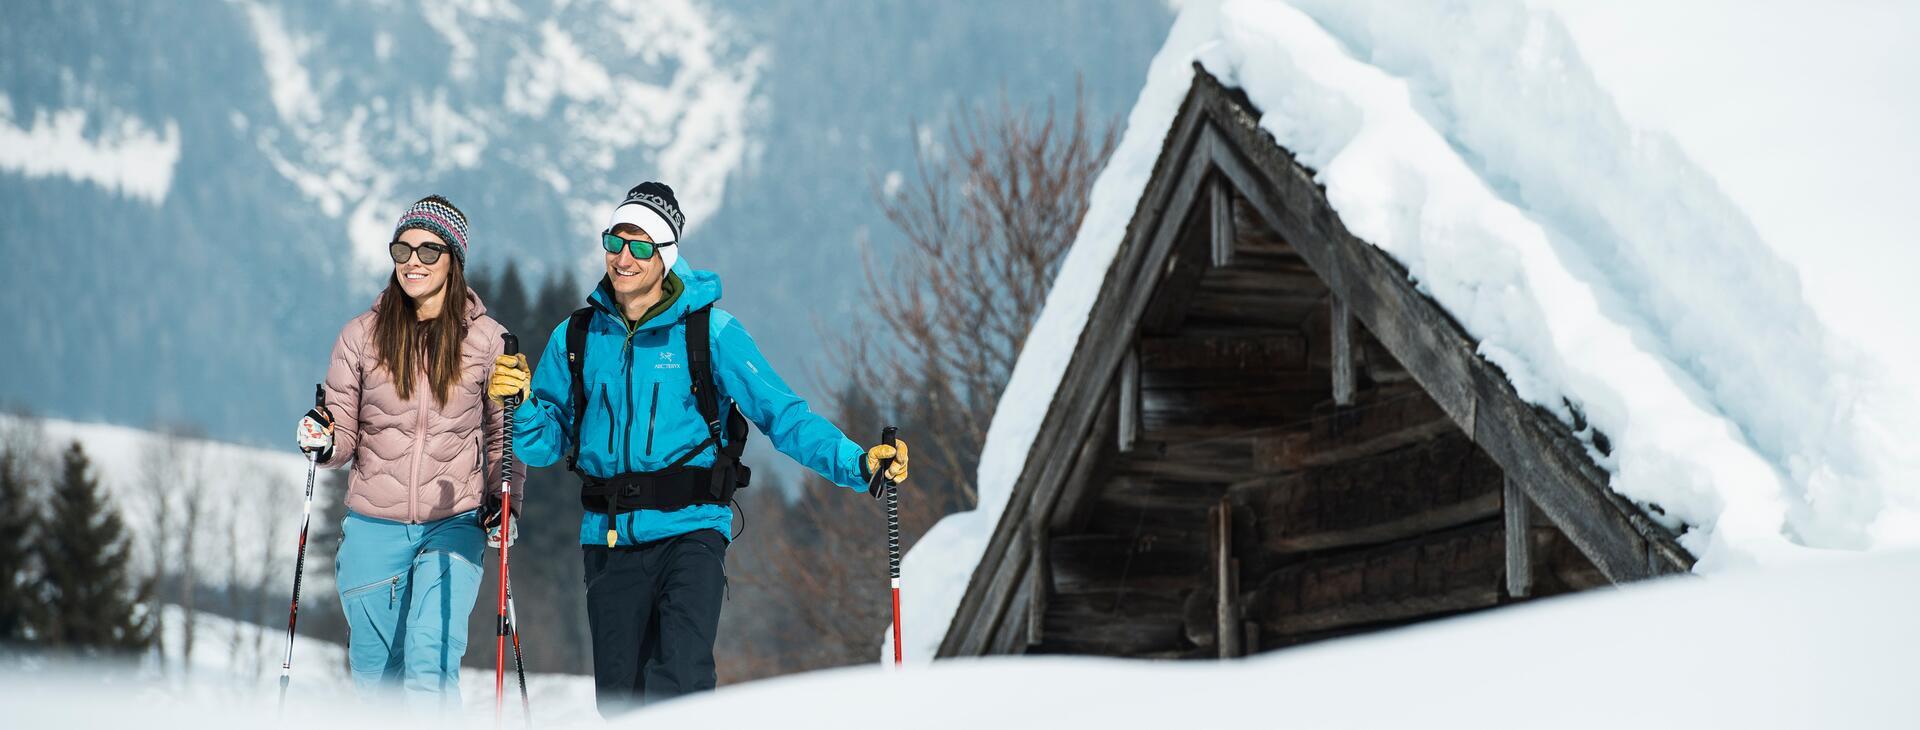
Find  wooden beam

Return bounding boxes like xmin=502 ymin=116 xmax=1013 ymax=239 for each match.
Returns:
xmin=1332 ymin=295 xmax=1355 ymax=406
xmin=1118 ymin=345 xmax=1139 ymax=454
xmin=1028 ymin=527 xmax=1050 ymax=645
xmin=1505 ymin=474 xmax=1534 ymax=599
xmin=1211 ymin=174 xmax=1235 ymax=267
xmin=1188 ymin=66 xmax=1692 ymax=581
xmin=1212 ymin=499 xmax=1241 ymax=658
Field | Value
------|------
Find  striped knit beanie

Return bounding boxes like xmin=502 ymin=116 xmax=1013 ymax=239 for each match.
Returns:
xmin=394 ymin=195 xmax=470 ymax=265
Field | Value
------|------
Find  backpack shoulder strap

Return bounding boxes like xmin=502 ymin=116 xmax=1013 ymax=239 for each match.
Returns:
xmin=685 ymin=305 xmax=720 ymax=434
xmin=564 ymin=306 xmax=594 ymax=471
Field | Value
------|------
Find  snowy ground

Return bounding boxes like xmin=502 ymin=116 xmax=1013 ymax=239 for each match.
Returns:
xmin=9 ymin=548 xmax=1919 ymax=728
xmin=894 ymin=0 xmax=1920 ymax=662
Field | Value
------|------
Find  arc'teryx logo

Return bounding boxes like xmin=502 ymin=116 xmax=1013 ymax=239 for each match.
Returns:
xmin=655 ymin=351 xmax=680 ymax=369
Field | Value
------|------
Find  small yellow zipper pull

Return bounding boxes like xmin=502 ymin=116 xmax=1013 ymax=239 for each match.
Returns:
xmin=607 ymin=528 xmax=617 ymax=548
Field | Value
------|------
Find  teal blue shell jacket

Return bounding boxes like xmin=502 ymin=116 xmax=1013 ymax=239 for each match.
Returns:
xmin=511 ymin=260 xmax=870 ymax=545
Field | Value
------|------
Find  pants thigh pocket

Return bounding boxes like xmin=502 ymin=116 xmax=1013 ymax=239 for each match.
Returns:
xmin=340 ymin=573 xmax=405 ymax=680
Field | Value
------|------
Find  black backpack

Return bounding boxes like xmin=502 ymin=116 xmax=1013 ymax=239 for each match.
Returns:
xmin=563 ymin=304 xmax=751 ymax=519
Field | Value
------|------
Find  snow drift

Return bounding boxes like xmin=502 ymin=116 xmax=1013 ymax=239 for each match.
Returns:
xmin=12 ymin=547 xmax=1920 ymax=728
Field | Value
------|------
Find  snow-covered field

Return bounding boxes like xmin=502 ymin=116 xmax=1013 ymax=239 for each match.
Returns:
xmin=895 ymin=0 xmax=1920 ymax=662
xmin=0 ymin=413 xmax=320 ymax=593
xmin=10 ymin=548 xmax=1919 ymax=728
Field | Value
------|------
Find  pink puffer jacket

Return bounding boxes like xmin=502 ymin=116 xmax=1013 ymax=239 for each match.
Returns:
xmin=319 ymin=288 xmax=521 ymax=523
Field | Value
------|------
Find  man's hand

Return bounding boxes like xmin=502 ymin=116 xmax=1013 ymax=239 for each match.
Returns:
xmin=866 ymin=439 xmax=909 ymax=486
xmin=489 ymin=353 xmax=530 ymax=403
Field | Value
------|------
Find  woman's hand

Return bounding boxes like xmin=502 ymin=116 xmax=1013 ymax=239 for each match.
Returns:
xmin=296 ymin=407 xmax=334 ymax=461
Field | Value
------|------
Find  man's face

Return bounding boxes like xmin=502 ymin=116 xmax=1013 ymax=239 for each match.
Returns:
xmin=605 ymin=226 xmax=666 ymax=299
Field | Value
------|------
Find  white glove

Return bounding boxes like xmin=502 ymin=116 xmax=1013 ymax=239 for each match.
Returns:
xmin=488 ymin=520 xmax=518 ymax=549
xmin=296 ymin=408 xmax=333 ymax=458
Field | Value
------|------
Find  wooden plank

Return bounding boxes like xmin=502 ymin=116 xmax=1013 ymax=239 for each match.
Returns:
xmin=1254 ymin=386 xmax=1453 ymax=471
xmin=1505 ymin=474 xmax=1534 ymax=599
xmin=988 ymin=548 xmax=1036 ymax=655
xmin=1137 ymin=331 xmax=1308 ymax=373
xmin=1231 ymin=432 xmax=1504 ymax=563
xmin=1251 ymin=520 xmax=1506 ymax=636
xmin=1332 ymin=295 xmax=1355 ymax=406
xmin=1047 ymin=396 xmax=1118 ymax=533
xmin=1117 ymin=346 xmax=1139 ymax=454
xmin=1036 ymin=592 xmax=1193 ymax=656
xmin=1187 ymin=66 xmax=1692 ymax=582
xmin=1211 ymin=174 xmax=1234 ymax=267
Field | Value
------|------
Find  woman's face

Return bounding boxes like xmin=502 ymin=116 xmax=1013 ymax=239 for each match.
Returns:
xmin=394 ymin=227 xmax=453 ymax=302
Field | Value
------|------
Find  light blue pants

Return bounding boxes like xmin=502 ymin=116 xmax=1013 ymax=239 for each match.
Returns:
xmin=335 ymin=509 xmax=484 ymax=712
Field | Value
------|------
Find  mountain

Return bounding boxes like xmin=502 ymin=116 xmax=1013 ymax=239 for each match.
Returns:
xmin=0 ymin=0 xmax=1173 ymax=447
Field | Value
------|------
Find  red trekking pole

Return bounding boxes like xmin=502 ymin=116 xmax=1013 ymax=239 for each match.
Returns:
xmin=866 ymin=426 xmax=903 ymax=665
xmin=494 ymin=333 xmax=528 ymax=727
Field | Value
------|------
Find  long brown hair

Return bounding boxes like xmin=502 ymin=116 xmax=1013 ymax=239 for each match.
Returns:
xmin=371 ymin=241 xmax=469 ymax=407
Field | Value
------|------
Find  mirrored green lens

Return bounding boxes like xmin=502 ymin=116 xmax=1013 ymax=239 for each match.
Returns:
xmin=601 ymin=233 xmax=655 ymax=259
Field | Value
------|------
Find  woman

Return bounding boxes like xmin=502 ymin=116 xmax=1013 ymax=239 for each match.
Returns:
xmin=294 ymin=195 xmax=518 ymax=709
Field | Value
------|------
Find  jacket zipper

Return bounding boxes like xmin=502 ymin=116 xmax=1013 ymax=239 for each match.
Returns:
xmin=407 ymin=369 xmax=428 ymax=524
xmin=622 ymin=342 xmax=635 ymax=471
xmin=646 ymin=382 xmax=660 ymax=456
xmin=599 ymin=384 xmax=614 ymax=455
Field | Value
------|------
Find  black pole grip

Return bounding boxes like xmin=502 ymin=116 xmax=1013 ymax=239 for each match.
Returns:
xmin=878 ymin=425 xmax=899 ymax=482
xmin=501 ymin=333 xmax=522 ymax=407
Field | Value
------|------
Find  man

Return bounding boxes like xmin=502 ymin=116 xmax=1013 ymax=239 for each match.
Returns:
xmin=487 ymin=182 xmax=907 ymax=715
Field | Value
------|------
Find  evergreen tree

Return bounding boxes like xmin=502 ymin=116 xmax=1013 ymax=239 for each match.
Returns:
xmin=37 ymin=441 xmax=152 ymax=652
xmin=0 ymin=442 xmax=41 ymax=642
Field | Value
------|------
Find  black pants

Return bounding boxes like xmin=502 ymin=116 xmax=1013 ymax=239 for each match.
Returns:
xmin=582 ymin=529 xmax=728 ymax=717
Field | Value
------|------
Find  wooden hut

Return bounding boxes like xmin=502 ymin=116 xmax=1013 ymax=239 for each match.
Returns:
xmin=938 ymin=66 xmax=1693 ymax=659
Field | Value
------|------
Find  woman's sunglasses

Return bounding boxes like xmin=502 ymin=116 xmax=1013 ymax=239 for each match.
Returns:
xmin=602 ymin=232 xmax=675 ymax=260
xmin=390 ymin=241 xmax=451 ymax=265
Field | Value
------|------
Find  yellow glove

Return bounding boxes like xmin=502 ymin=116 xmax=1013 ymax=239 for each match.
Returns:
xmin=866 ymin=439 xmax=910 ymax=485
xmin=488 ymin=353 xmax=530 ymax=403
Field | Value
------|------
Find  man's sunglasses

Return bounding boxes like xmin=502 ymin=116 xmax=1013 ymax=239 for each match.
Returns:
xmin=390 ymin=241 xmax=451 ymax=265
xmin=602 ymin=232 xmax=675 ymax=260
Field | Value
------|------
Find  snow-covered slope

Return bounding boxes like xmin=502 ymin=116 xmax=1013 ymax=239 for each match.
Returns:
xmin=897 ymin=0 xmax=1920 ymax=662
xmin=0 ymin=414 xmax=315 ymax=591
xmin=13 ymin=548 xmax=1919 ymax=728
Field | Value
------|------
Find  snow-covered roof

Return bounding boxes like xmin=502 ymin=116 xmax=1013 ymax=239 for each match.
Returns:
xmin=894 ymin=0 xmax=1920 ymax=663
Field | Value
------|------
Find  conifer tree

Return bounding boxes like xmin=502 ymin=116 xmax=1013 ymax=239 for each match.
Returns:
xmin=37 ymin=441 xmax=151 ymax=652
xmin=0 ymin=442 xmax=40 ymax=642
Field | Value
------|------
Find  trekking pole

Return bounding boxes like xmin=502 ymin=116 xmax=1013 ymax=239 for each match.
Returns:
xmin=506 ymin=576 xmax=530 ymax=723
xmin=495 ymin=333 xmax=523 ymax=728
xmin=865 ymin=426 xmax=903 ymax=665
xmin=278 ymin=384 xmax=324 ymax=712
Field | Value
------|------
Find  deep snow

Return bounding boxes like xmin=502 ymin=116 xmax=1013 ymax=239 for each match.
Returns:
xmin=11 ymin=547 xmax=1920 ymax=728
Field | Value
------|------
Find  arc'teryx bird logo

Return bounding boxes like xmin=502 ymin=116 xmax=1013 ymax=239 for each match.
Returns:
xmin=655 ymin=351 xmax=680 ymax=369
